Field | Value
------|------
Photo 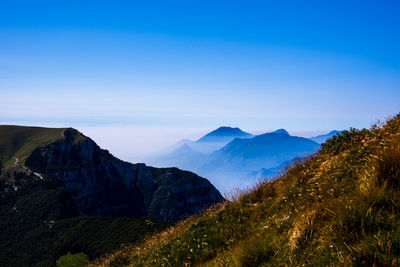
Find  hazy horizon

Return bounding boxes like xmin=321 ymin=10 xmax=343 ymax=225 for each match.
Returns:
xmin=1 ymin=1 xmax=400 ymax=163
xmin=0 ymin=119 xmax=386 ymax=164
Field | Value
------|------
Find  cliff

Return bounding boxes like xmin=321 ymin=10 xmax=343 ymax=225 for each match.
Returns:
xmin=0 ymin=126 xmax=223 ymax=266
xmin=22 ymin=128 xmax=223 ymax=222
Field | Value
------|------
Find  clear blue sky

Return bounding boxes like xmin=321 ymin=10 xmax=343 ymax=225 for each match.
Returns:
xmin=1 ymin=0 xmax=400 ymax=160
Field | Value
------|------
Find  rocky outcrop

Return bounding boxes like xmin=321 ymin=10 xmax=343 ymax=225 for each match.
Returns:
xmin=25 ymin=128 xmax=223 ymax=221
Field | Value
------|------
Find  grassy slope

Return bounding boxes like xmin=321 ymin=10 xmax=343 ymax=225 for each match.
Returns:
xmin=93 ymin=114 xmax=400 ymax=266
xmin=0 ymin=125 xmax=86 ymax=180
xmin=0 ymin=125 xmax=67 ymax=160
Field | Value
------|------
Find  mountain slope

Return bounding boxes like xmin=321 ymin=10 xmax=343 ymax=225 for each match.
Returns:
xmin=190 ymin=126 xmax=253 ymax=154
xmin=147 ymin=126 xmax=252 ymax=171
xmin=95 ymin=114 xmax=400 ymax=266
xmin=0 ymin=125 xmax=69 ymax=161
xmin=148 ymin=144 xmax=208 ymax=171
xmin=248 ymin=157 xmax=304 ymax=181
xmin=150 ymin=129 xmax=320 ymax=193
xmin=0 ymin=126 xmax=223 ymax=266
xmin=198 ymin=132 xmax=320 ymax=178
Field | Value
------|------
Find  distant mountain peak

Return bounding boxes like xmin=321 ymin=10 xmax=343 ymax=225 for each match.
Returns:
xmin=196 ymin=126 xmax=252 ymax=143
xmin=309 ymin=130 xmax=343 ymax=144
xmin=328 ymin=130 xmax=341 ymax=135
xmin=211 ymin=126 xmax=246 ymax=135
xmin=271 ymin=129 xmax=289 ymax=135
xmin=175 ymin=143 xmax=193 ymax=152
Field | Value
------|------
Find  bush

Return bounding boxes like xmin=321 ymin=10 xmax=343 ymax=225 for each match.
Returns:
xmin=56 ymin=253 xmax=89 ymax=267
xmin=376 ymin=143 xmax=400 ymax=191
xmin=234 ymin=236 xmax=277 ymax=266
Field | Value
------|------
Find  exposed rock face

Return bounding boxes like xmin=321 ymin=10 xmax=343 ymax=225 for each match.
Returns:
xmin=26 ymin=128 xmax=223 ymax=221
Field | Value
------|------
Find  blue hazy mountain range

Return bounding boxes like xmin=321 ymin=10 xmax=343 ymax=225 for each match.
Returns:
xmin=247 ymin=157 xmax=305 ymax=181
xmin=147 ymin=127 xmax=341 ymax=193
xmin=200 ymin=132 xmax=319 ymax=173
xmin=156 ymin=127 xmax=253 ymax=157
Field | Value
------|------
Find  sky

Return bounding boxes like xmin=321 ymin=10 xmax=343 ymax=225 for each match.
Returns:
xmin=1 ymin=0 xmax=400 ymax=162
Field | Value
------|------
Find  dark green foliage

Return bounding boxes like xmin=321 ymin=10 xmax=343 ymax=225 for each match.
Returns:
xmin=0 ymin=171 xmax=166 ymax=267
xmin=234 ymin=237 xmax=277 ymax=267
xmin=148 ymin=167 xmax=224 ymax=221
xmin=57 ymin=253 xmax=89 ymax=267
xmin=376 ymin=144 xmax=400 ymax=191
xmin=0 ymin=182 xmax=166 ymax=266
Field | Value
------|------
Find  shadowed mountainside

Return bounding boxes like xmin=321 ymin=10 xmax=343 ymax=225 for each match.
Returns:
xmin=0 ymin=126 xmax=223 ymax=266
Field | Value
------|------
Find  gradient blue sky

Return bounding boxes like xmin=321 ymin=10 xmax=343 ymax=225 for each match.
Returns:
xmin=1 ymin=0 xmax=400 ymax=161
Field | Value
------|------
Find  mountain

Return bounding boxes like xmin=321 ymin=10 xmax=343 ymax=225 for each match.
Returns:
xmin=248 ymin=157 xmax=304 ymax=181
xmin=271 ymin=128 xmax=289 ymax=135
xmin=149 ymin=128 xmax=320 ymax=193
xmin=0 ymin=125 xmax=223 ymax=266
xmin=197 ymin=131 xmax=320 ymax=191
xmin=97 ymin=114 xmax=400 ymax=266
xmin=147 ymin=126 xmax=252 ymax=169
xmin=156 ymin=138 xmax=194 ymax=155
xmin=189 ymin=126 xmax=253 ymax=154
xmin=146 ymin=143 xmax=208 ymax=171
xmin=309 ymin=130 xmax=342 ymax=144
xmin=148 ymin=144 xmax=208 ymax=173
xmin=1 ymin=126 xmax=223 ymax=221
xmin=196 ymin=126 xmax=252 ymax=143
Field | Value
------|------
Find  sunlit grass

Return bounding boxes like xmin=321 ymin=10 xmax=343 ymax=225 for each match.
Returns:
xmin=93 ymin=114 xmax=400 ymax=267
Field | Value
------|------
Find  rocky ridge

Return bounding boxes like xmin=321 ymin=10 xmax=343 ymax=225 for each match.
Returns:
xmin=24 ymin=128 xmax=223 ymax=222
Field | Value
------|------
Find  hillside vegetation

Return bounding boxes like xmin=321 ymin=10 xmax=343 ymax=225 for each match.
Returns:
xmin=0 ymin=126 xmax=222 ymax=266
xmin=0 ymin=125 xmax=72 ymax=161
xmin=94 ymin=114 xmax=400 ymax=266
xmin=0 ymin=125 xmax=79 ymax=182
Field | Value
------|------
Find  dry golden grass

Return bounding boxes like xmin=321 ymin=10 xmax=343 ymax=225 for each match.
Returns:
xmin=93 ymin=114 xmax=400 ymax=267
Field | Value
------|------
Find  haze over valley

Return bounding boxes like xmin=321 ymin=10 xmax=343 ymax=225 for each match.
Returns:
xmin=147 ymin=127 xmax=337 ymax=193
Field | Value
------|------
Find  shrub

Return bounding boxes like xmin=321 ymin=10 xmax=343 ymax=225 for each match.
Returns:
xmin=233 ymin=236 xmax=277 ymax=266
xmin=376 ymin=143 xmax=400 ymax=191
xmin=56 ymin=253 xmax=89 ymax=267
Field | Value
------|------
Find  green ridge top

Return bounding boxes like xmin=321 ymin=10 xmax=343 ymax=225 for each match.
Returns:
xmin=0 ymin=125 xmax=85 ymax=163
